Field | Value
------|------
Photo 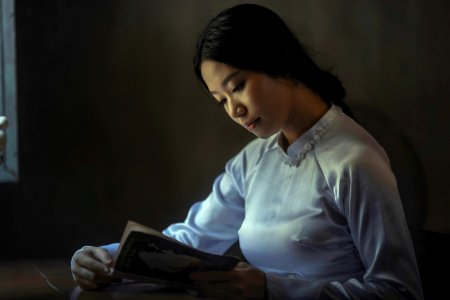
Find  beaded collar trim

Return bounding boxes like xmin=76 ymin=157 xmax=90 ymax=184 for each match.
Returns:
xmin=276 ymin=105 xmax=342 ymax=166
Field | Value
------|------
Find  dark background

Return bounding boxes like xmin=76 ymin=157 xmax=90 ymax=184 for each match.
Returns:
xmin=1 ymin=0 xmax=449 ymax=297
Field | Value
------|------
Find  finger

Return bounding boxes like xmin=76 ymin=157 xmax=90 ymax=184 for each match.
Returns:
xmin=87 ymin=247 xmax=114 ymax=266
xmin=190 ymin=271 xmax=234 ymax=282
xmin=234 ymin=262 xmax=249 ymax=269
xmin=74 ymin=251 xmax=111 ymax=275
xmin=72 ymin=266 xmax=114 ymax=283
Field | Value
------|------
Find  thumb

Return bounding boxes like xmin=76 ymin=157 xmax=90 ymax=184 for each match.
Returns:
xmin=235 ymin=261 xmax=249 ymax=269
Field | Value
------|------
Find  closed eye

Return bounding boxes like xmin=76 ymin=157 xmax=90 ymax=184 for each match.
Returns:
xmin=232 ymin=81 xmax=245 ymax=93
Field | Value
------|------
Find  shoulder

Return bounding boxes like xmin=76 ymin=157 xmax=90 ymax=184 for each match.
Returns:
xmin=233 ymin=134 xmax=277 ymax=162
xmin=315 ymin=112 xmax=393 ymax=180
xmin=314 ymin=113 xmax=401 ymax=210
xmin=225 ymin=134 xmax=278 ymax=175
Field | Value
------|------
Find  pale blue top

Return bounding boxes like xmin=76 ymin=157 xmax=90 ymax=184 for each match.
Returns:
xmin=102 ymin=105 xmax=423 ymax=299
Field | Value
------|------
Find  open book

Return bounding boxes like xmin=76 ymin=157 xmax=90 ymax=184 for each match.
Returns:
xmin=111 ymin=220 xmax=241 ymax=290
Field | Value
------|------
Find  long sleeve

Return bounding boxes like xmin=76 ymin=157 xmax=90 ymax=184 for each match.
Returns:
xmin=96 ymin=150 xmax=247 ymax=265
xmin=100 ymin=243 xmax=120 ymax=258
xmin=264 ymin=146 xmax=423 ymax=299
xmin=98 ymin=150 xmax=247 ymax=259
xmin=162 ymin=156 xmax=246 ymax=255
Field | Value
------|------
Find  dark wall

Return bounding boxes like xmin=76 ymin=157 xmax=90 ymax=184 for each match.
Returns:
xmin=0 ymin=0 xmax=251 ymax=259
xmin=1 ymin=0 xmax=449 ymax=270
xmin=1 ymin=0 xmax=117 ymax=258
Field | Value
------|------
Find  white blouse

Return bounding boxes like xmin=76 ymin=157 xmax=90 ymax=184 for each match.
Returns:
xmin=103 ymin=105 xmax=423 ymax=299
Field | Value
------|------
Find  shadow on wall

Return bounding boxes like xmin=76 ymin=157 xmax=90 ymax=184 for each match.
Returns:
xmin=349 ymin=103 xmax=427 ymax=234
xmin=349 ymin=103 xmax=450 ymax=299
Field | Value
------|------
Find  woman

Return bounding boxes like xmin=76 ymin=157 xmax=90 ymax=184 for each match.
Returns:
xmin=71 ymin=4 xmax=423 ymax=299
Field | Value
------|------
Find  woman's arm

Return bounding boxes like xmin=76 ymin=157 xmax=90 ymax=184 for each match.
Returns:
xmin=162 ymin=157 xmax=246 ymax=254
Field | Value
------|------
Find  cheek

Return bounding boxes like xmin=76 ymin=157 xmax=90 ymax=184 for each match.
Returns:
xmin=245 ymin=86 xmax=267 ymax=110
xmin=251 ymin=89 xmax=278 ymax=112
xmin=265 ymin=86 xmax=293 ymax=112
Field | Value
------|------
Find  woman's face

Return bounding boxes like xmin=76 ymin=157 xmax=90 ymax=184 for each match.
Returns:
xmin=200 ymin=60 xmax=299 ymax=139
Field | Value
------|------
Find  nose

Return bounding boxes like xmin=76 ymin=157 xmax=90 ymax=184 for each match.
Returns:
xmin=229 ymin=103 xmax=247 ymax=119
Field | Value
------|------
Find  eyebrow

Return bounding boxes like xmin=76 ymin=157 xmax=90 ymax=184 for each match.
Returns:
xmin=210 ymin=71 xmax=241 ymax=95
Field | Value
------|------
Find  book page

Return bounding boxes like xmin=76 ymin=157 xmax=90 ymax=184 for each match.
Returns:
xmin=117 ymin=220 xmax=191 ymax=256
xmin=112 ymin=220 xmax=241 ymax=289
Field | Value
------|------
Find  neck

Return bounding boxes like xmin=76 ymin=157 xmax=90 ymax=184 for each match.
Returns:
xmin=282 ymin=87 xmax=330 ymax=146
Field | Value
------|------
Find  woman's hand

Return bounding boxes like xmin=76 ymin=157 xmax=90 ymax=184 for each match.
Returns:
xmin=71 ymin=246 xmax=118 ymax=290
xmin=190 ymin=261 xmax=266 ymax=300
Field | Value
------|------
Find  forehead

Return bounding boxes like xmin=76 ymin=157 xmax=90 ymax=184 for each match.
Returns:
xmin=200 ymin=60 xmax=240 ymax=90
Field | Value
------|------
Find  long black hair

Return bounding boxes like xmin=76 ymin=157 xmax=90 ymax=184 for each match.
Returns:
xmin=193 ymin=3 xmax=355 ymax=119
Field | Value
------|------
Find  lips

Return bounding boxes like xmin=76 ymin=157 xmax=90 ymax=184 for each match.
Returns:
xmin=244 ymin=118 xmax=260 ymax=132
